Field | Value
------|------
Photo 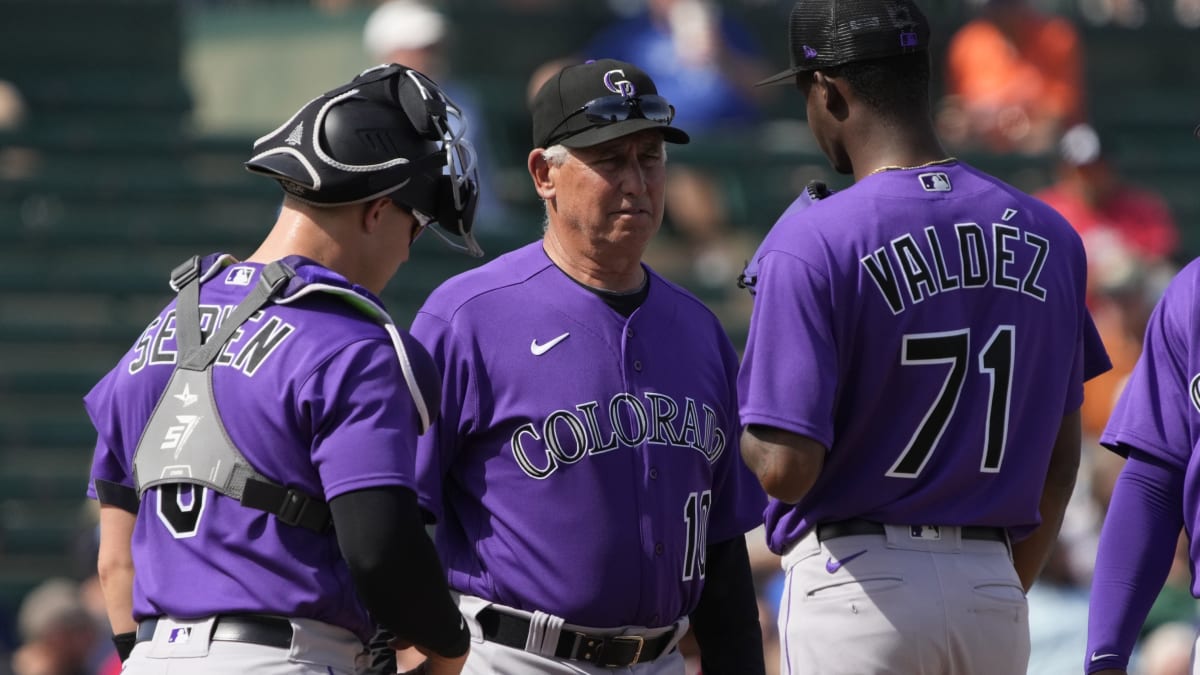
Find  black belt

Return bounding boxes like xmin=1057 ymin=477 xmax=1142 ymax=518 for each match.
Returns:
xmin=136 ymin=615 xmax=293 ymax=650
xmin=817 ymin=518 xmax=1007 ymax=543
xmin=476 ymin=607 xmax=675 ymax=668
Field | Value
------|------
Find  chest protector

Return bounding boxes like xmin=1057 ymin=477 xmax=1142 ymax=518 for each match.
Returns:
xmin=132 ymin=258 xmax=323 ymax=531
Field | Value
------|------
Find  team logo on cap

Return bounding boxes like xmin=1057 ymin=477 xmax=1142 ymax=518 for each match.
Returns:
xmin=603 ymin=69 xmax=635 ymax=96
xmin=802 ymin=45 xmax=818 ymax=60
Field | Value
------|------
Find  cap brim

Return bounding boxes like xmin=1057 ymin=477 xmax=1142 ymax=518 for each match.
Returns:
xmin=755 ymin=66 xmax=805 ymax=87
xmin=558 ymin=119 xmax=690 ymax=148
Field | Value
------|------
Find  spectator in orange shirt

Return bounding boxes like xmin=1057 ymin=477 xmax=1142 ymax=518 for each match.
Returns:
xmin=938 ymin=0 xmax=1085 ymax=155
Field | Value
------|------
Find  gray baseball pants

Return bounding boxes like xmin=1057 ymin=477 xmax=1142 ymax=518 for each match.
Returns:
xmin=777 ymin=523 xmax=1029 ymax=675
xmin=122 ymin=615 xmax=364 ymax=674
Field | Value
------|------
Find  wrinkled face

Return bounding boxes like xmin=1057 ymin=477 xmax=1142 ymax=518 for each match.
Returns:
xmin=549 ymin=129 xmax=667 ymax=249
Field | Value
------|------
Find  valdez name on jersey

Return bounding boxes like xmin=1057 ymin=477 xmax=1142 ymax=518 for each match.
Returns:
xmin=861 ymin=214 xmax=1050 ymax=314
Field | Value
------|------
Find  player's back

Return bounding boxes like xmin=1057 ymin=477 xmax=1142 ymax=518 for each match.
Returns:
xmin=84 ymin=255 xmax=423 ymax=639
xmin=745 ymin=162 xmax=1091 ymax=547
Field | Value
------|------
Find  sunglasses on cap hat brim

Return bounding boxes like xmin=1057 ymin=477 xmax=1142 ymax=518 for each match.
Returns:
xmin=544 ymin=94 xmax=675 ymax=147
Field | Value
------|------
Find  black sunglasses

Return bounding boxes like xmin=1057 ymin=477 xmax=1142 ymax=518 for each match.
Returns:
xmin=545 ymin=94 xmax=675 ymax=145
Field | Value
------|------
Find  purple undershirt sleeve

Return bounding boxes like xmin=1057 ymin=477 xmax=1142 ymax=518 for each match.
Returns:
xmin=1085 ymin=449 xmax=1184 ymax=673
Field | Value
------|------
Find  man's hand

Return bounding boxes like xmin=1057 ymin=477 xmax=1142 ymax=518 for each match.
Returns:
xmin=401 ymin=649 xmax=468 ymax=675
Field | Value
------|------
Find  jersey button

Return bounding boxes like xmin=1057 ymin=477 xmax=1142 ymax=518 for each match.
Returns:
xmin=633 ymin=360 xmax=643 ymax=372
xmin=649 ymin=468 xmax=658 ymax=480
xmin=626 ymin=328 xmax=634 ymax=338
xmin=655 ymin=543 xmax=664 ymax=555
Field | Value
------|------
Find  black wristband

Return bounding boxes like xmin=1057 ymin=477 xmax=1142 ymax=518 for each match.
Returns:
xmin=112 ymin=631 xmax=137 ymax=661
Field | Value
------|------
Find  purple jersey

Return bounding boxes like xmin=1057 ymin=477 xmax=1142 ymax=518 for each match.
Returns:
xmin=84 ymin=255 xmax=429 ymax=642
xmin=410 ymin=242 xmax=765 ymax=628
xmin=1101 ymin=258 xmax=1200 ymax=594
xmin=739 ymin=163 xmax=1111 ymax=554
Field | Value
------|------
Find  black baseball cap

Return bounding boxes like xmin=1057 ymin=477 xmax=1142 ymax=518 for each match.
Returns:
xmin=757 ymin=0 xmax=931 ymax=86
xmin=530 ymin=58 xmax=690 ymax=148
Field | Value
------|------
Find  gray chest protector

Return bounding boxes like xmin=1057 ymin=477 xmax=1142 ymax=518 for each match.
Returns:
xmin=131 ymin=257 xmax=331 ymax=532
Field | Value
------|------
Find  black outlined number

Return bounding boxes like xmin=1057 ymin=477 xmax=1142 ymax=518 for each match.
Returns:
xmin=156 ymin=484 xmax=208 ymax=538
xmin=888 ymin=326 xmax=1016 ymax=478
xmin=682 ymin=490 xmax=712 ymax=581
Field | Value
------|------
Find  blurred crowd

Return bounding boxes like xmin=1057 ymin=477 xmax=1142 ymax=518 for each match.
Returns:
xmin=2 ymin=0 xmax=1196 ymax=673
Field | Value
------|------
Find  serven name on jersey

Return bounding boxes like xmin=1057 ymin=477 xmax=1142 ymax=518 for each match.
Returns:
xmin=511 ymin=393 xmax=726 ymax=480
xmin=127 ymin=305 xmax=294 ymax=376
xmin=861 ymin=210 xmax=1051 ymax=315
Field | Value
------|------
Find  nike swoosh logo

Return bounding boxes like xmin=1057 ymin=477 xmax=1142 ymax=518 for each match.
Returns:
xmin=530 ymin=332 xmax=570 ymax=356
xmin=1090 ymin=652 xmax=1120 ymax=662
xmin=825 ymin=549 xmax=868 ymax=574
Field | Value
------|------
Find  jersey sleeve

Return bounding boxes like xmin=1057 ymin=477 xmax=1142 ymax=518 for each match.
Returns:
xmin=738 ymin=250 xmax=837 ymax=449
xmin=707 ymin=329 xmax=767 ymax=544
xmin=409 ymin=309 xmax=475 ymax=522
xmin=300 ymin=338 xmax=424 ymax=500
xmin=1100 ymin=266 xmax=1195 ymax=466
xmin=83 ymin=367 xmax=136 ymax=500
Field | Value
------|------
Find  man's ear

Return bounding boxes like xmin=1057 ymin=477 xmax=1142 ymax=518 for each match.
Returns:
xmin=813 ymin=70 xmax=849 ymax=122
xmin=361 ymin=197 xmax=391 ymax=233
xmin=527 ymin=148 xmax=557 ymax=201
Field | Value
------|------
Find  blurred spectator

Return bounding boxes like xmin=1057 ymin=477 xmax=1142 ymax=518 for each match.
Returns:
xmin=1136 ymin=621 xmax=1196 ymax=675
xmin=1026 ymin=541 xmax=1091 ymax=674
xmin=11 ymin=579 xmax=100 ymax=675
xmin=0 ymin=80 xmax=25 ymax=129
xmin=581 ymin=0 xmax=773 ymax=289
xmin=1036 ymin=123 xmax=1179 ymax=439
xmin=1037 ymin=123 xmax=1180 ymax=285
xmin=363 ymin=0 xmax=508 ymax=231
xmin=938 ymin=0 xmax=1085 ymax=155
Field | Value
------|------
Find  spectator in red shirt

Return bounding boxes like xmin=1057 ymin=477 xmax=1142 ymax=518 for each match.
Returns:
xmin=1037 ymin=123 xmax=1179 ymax=293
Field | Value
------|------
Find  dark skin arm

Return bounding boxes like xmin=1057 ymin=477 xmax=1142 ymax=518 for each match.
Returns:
xmin=1011 ymin=409 xmax=1081 ymax=591
xmin=739 ymin=424 xmax=826 ymax=504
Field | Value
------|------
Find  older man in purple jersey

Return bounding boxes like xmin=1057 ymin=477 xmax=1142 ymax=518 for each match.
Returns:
xmin=408 ymin=58 xmax=767 ymax=674
xmin=85 ymin=64 xmax=481 ymax=675
xmin=1085 ymin=126 xmax=1200 ymax=675
xmin=738 ymin=1 xmax=1112 ymax=673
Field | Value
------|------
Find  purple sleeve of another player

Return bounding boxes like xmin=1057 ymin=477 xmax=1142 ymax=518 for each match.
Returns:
xmin=708 ymin=329 xmax=768 ymax=543
xmin=301 ymin=339 xmax=424 ymax=500
xmin=409 ymin=310 xmax=473 ymax=521
xmin=738 ymin=251 xmax=836 ymax=448
xmin=83 ymin=368 xmax=134 ymax=499
xmin=1085 ymin=452 xmax=1183 ymax=673
xmin=1100 ymin=263 xmax=1195 ymax=465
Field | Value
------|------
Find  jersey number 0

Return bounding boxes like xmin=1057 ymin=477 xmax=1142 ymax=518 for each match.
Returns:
xmin=887 ymin=326 xmax=1015 ymax=478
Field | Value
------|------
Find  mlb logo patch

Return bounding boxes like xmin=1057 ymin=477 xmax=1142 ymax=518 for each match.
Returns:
xmin=225 ymin=266 xmax=255 ymax=286
xmin=168 ymin=627 xmax=192 ymax=644
xmin=919 ymin=172 xmax=952 ymax=192
xmin=910 ymin=525 xmax=941 ymax=540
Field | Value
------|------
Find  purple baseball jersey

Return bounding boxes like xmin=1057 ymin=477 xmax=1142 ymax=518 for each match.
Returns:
xmin=84 ymin=254 xmax=430 ymax=642
xmin=1101 ymin=258 xmax=1200 ymax=594
xmin=410 ymin=241 xmax=765 ymax=628
xmin=739 ymin=163 xmax=1111 ymax=554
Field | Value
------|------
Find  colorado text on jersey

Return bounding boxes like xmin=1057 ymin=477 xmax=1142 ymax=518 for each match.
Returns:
xmin=510 ymin=392 xmax=726 ymax=479
xmin=861 ymin=214 xmax=1051 ymax=315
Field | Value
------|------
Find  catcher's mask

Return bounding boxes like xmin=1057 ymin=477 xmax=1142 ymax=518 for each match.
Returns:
xmin=246 ymin=63 xmax=483 ymax=257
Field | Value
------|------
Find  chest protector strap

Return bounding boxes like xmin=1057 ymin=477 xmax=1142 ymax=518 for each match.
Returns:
xmin=132 ymin=257 xmax=332 ymax=533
